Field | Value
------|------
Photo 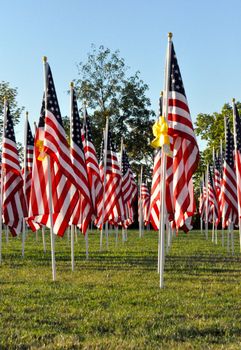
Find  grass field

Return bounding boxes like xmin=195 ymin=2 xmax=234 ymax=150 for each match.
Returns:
xmin=0 ymin=229 xmax=241 ymax=349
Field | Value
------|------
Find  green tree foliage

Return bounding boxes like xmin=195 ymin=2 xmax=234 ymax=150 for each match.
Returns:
xmin=193 ymin=101 xmax=241 ymax=196
xmin=73 ymin=45 xmax=155 ymax=178
xmin=0 ymin=82 xmax=24 ymax=141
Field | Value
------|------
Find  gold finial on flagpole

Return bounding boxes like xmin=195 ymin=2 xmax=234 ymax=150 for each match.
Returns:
xmin=232 ymin=98 xmax=235 ymax=103
xmin=42 ymin=56 xmax=47 ymax=63
xmin=70 ymin=81 xmax=74 ymax=88
xmin=168 ymin=32 xmax=173 ymax=39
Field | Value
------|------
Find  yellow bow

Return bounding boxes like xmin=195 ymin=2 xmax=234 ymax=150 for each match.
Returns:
xmin=36 ymin=140 xmax=46 ymax=161
xmin=151 ymin=116 xmax=170 ymax=148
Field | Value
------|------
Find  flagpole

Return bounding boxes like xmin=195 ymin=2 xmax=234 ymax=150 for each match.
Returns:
xmin=43 ymin=56 xmax=56 ymax=281
xmin=200 ymin=184 xmax=203 ymax=235
xmin=159 ymin=32 xmax=172 ymax=289
xmin=69 ymin=82 xmax=75 ymax=271
xmin=22 ymin=111 xmax=28 ymax=258
xmin=100 ymin=118 xmax=109 ymax=251
xmin=120 ymin=137 xmax=125 ymax=242
xmin=139 ymin=165 xmax=143 ymax=238
xmin=83 ymin=101 xmax=89 ymax=260
xmin=220 ymin=139 xmax=224 ymax=247
xmin=211 ymin=149 xmax=215 ymax=244
xmin=0 ymin=98 xmax=7 ymax=264
xmin=42 ymin=226 xmax=46 ymax=253
xmin=205 ymin=165 xmax=209 ymax=240
xmin=232 ymin=98 xmax=241 ymax=253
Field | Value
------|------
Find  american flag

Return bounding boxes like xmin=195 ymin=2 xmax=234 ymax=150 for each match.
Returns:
xmin=199 ymin=177 xmax=206 ymax=220
xmin=207 ymin=165 xmax=219 ymax=224
xmin=149 ymin=150 xmax=161 ymax=230
xmin=82 ymin=107 xmax=103 ymax=218
xmin=96 ymin=131 xmax=124 ymax=227
xmin=2 ymin=104 xmax=27 ymax=236
xmin=69 ymin=88 xmax=92 ymax=234
xmin=214 ymin=150 xmax=222 ymax=222
xmin=28 ymin=93 xmax=79 ymax=236
xmin=23 ymin=121 xmax=34 ymax=206
xmin=43 ymin=63 xmax=89 ymax=204
xmin=121 ymin=144 xmax=137 ymax=227
xmin=233 ymin=102 xmax=241 ymax=220
xmin=166 ymin=41 xmax=199 ymax=231
xmin=221 ymin=118 xmax=238 ymax=227
xmin=139 ymin=183 xmax=150 ymax=226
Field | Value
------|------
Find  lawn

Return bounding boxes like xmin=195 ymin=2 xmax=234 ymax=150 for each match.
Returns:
xmin=0 ymin=228 xmax=241 ymax=349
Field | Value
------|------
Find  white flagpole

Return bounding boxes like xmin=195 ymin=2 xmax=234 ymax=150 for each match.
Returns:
xmin=105 ymin=222 xmax=109 ymax=249
xmin=22 ymin=111 xmax=29 ymax=258
xmin=5 ymin=225 xmax=9 ymax=244
xmin=100 ymin=118 xmax=109 ymax=251
xmin=205 ymin=165 xmax=209 ymax=240
xmin=69 ymin=82 xmax=75 ymax=271
xmin=42 ymin=226 xmax=46 ymax=253
xmin=115 ymin=225 xmax=118 ymax=246
xmin=85 ymin=230 xmax=89 ymax=260
xmin=200 ymin=182 xmax=203 ymax=236
xmin=139 ymin=165 xmax=143 ymax=238
xmin=211 ymin=148 xmax=215 ymax=244
xmin=0 ymin=98 xmax=7 ymax=264
xmin=159 ymin=32 xmax=172 ymax=289
xmin=120 ymin=137 xmax=125 ymax=242
xmin=232 ymin=98 xmax=241 ymax=253
xmin=220 ymin=140 xmax=224 ymax=247
xmin=43 ymin=56 xmax=56 ymax=281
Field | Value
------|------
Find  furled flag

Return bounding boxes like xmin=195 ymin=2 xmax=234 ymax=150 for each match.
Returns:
xmin=233 ymin=101 xmax=241 ymax=219
xmin=23 ymin=121 xmax=34 ymax=207
xmin=96 ymin=131 xmax=124 ymax=227
xmin=82 ymin=107 xmax=103 ymax=218
xmin=69 ymin=88 xmax=92 ymax=234
xmin=121 ymin=144 xmax=137 ymax=227
xmin=2 ymin=104 xmax=27 ymax=236
xmin=207 ymin=165 xmax=219 ymax=224
xmin=139 ymin=183 xmax=150 ymax=226
xmin=221 ymin=118 xmax=238 ymax=227
xmin=214 ymin=150 xmax=222 ymax=222
xmin=199 ymin=177 xmax=206 ymax=221
xmin=149 ymin=150 xmax=161 ymax=230
xmin=166 ymin=41 xmax=199 ymax=231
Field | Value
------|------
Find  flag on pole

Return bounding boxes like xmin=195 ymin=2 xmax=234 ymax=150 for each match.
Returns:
xmin=207 ymin=165 xmax=219 ymax=224
xmin=166 ymin=41 xmax=199 ymax=230
xmin=28 ymin=95 xmax=79 ymax=236
xmin=69 ymin=88 xmax=92 ymax=234
xmin=233 ymin=102 xmax=241 ymax=219
xmin=82 ymin=107 xmax=103 ymax=218
xmin=96 ymin=131 xmax=124 ymax=227
xmin=23 ymin=121 xmax=34 ymax=207
xmin=140 ymin=183 xmax=150 ymax=226
xmin=2 ymin=104 xmax=27 ymax=236
xmin=221 ymin=118 xmax=238 ymax=227
xmin=149 ymin=150 xmax=161 ymax=230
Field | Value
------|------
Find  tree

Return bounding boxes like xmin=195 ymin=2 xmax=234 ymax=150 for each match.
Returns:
xmin=193 ymin=101 xmax=241 ymax=198
xmin=73 ymin=45 xmax=155 ymax=179
xmin=0 ymin=81 xmax=24 ymax=142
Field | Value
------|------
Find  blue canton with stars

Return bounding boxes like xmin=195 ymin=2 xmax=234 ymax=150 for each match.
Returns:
xmin=168 ymin=43 xmax=186 ymax=97
xmin=27 ymin=121 xmax=34 ymax=146
xmin=4 ymin=105 xmax=16 ymax=143
xmin=38 ymin=95 xmax=45 ymax=128
xmin=71 ymin=89 xmax=83 ymax=150
xmin=225 ymin=118 xmax=234 ymax=168
xmin=46 ymin=63 xmax=63 ymax=126
xmin=122 ymin=148 xmax=130 ymax=176
xmin=234 ymin=103 xmax=241 ymax=153
xmin=83 ymin=108 xmax=94 ymax=144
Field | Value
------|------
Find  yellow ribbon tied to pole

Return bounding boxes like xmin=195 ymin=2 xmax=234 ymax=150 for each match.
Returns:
xmin=150 ymin=116 xmax=172 ymax=156
xmin=36 ymin=140 xmax=46 ymax=161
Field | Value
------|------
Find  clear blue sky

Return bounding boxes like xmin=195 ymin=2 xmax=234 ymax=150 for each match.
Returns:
xmin=1 ymin=0 xmax=241 ymax=150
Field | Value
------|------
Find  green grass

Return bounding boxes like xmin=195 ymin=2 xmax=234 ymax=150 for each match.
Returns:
xmin=1 ymin=229 xmax=241 ymax=349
